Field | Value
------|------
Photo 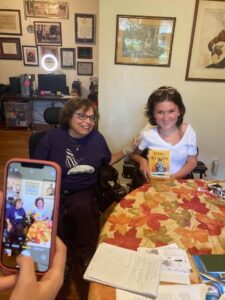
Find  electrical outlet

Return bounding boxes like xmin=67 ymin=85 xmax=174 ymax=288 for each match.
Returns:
xmin=211 ymin=158 xmax=219 ymax=176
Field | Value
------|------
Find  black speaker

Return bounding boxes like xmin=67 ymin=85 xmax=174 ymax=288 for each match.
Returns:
xmin=9 ymin=77 xmax=21 ymax=95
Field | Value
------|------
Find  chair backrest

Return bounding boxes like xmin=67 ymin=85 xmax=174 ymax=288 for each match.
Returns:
xmin=29 ymin=107 xmax=61 ymax=158
xmin=29 ymin=131 xmax=46 ymax=158
xmin=43 ymin=107 xmax=61 ymax=127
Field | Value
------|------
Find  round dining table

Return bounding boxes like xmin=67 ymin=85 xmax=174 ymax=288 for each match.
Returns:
xmin=88 ymin=179 xmax=225 ymax=300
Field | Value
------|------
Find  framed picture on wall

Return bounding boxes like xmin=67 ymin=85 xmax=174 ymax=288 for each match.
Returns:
xmin=77 ymin=46 xmax=93 ymax=59
xmin=39 ymin=45 xmax=59 ymax=61
xmin=186 ymin=0 xmax=225 ymax=82
xmin=0 ymin=9 xmax=22 ymax=35
xmin=0 ymin=37 xmax=22 ymax=60
xmin=34 ymin=21 xmax=62 ymax=45
xmin=60 ymin=48 xmax=75 ymax=68
xmin=24 ymin=1 xmax=69 ymax=19
xmin=22 ymin=46 xmax=39 ymax=66
xmin=115 ymin=15 xmax=176 ymax=67
xmin=75 ymin=14 xmax=95 ymax=44
xmin=77 ymin=62 xmax=93 ymax=75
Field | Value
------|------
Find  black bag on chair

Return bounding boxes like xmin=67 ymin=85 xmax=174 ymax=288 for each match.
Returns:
xmin=96 ymin=165 xmax=127 ymax=212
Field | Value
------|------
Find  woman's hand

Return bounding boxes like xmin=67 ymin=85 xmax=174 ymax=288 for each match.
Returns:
xmin=138 ymin=157 xmax=150 ymax=180
xmin=0 ymin=191 xmax=67 ymax=300
xmin=10 ymin=237 xmax=67 ymax=300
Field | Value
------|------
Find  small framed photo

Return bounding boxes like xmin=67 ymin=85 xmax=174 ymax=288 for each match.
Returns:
xmin=77 ymin=46 xmax=92 ymax=59
xmin=42 ymin=180 xmax=55 ymax=198
xmin=34 ymin=21 xmax=62 ymax=46
xmin=77 ymin=62 xmax=93 ymax=75
xmin=60 ymin=48 xmax=75 ymax=68
xmin=75 ymin=14 xmax=95 ymax=44
xmin=0 ymin=37 xmax=22 ymax=60
xmin=22 ymin=45 xmax=39 ymax=66
xmin=0 ymin=9 xmax=22 ymax=35
xmin=39 ymin=45 xmax=59 ymax=60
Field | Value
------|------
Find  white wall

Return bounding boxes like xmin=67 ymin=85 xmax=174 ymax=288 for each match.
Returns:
xmin=99 ymin=0 xmax=225 ymax=180
xmin=0 ymin=0 xmax=98 ymax=96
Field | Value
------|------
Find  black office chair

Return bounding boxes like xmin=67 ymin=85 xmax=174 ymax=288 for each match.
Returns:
xmin=29 ymin=106 xmax=127 ymax=211
xmin=122 ymin=149 xmax=208 ymax=191
xmin=29 ymin=107 xmax=61 ymax=158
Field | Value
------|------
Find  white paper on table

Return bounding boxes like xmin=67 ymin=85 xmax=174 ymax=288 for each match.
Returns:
xmin=160 ymin=270 xmax=190 ymax=284
xmin=138 ymin=246 xmax=191 ymax=284
xmin=116 ymin=284 xmax=207 ymax=300
xmin=84 ymin=243 xmax=162 ymax=298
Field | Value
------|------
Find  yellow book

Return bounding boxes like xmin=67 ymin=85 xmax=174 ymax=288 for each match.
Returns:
xmin=148 ymin=149 xmax=170 ymax=179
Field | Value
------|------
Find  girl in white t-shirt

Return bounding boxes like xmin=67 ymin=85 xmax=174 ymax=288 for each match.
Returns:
xmin=131 ymin=86 xmax=198 ymax=180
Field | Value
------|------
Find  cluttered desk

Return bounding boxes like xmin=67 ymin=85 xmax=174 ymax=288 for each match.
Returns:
xmin=87 ymin=179 xmax=225 ymax=300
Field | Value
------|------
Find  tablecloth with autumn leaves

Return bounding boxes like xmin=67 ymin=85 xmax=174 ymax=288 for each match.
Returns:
xmin=99 ymin=179 xmax=225 ymax=255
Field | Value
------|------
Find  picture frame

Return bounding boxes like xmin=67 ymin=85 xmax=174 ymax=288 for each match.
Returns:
xmin=0 ymin=9 xmax=22 ymax=35
xmin=25 ymin=181 xmax=40 ymax=195
xmin=77 ymin=46 xmax=93 ymax=59
xmin=75 ymin=13 xmax=95 ymax=44
xmin=24 ymin=1 xmax=69 ymax=19
xmin=0 ymin=37 xmax=22 ymax=60
xmin=39 ymin=45 xmax=59 ymax=64
xmin=186 ymin=0 xmax=225 ymax=82
xmin=77 ymin=62 xmax=93 ymax=75
xmin=42 ymin=180 xmax=55 ymax=198
xmin=22 ymin=45 xmax=39 ymax=66
xmin=115 ymin=15 xmax=176 ymax=67
xmin=60 ymin=48 xmax=75 ymax=68
xmin=34 ymin=21 xmax=62 ymax=46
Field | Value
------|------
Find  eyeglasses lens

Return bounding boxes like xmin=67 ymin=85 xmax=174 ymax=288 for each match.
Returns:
xmin=74 ymin=112 xmax=96 ymax=122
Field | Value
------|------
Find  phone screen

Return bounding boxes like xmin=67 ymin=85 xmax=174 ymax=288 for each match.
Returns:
xmin=1 ymin=160 xmax=60 ymax=273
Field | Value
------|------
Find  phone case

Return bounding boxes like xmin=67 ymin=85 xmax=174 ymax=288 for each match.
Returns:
xmin=0 ymin=158 xmax=61 ymax=275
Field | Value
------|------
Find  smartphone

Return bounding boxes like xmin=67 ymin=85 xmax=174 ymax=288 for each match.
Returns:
xmin=0 ymin=158 xmax=61 ymax=274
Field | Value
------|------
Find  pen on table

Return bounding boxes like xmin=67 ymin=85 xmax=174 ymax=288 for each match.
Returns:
xmin=174 ymin=259 xmax=183 ymax=262
xmin=199 ymin=272 xmax=225 ymax=285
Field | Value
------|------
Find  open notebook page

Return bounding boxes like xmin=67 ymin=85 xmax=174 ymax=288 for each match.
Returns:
xmin=84 ymin=242 xmax=162 ymax=298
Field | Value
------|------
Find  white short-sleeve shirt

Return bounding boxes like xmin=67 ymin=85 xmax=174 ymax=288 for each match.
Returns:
xmin=138 ymin=124 xmax=197 ymax=175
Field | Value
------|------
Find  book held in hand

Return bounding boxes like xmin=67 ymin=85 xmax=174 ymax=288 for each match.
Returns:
xmin=148 ymin=149 xmax=170 ymax=179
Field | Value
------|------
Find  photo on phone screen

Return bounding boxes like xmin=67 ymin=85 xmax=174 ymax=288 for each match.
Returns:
xmin=0 ymin=159 xmax=61 ymax=273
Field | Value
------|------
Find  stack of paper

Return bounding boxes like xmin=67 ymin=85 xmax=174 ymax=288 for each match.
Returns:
xmin=138 ymin=243 xmax=191 ymax=284
xmin=84 ymin=242 xmax=162 ymax=298
xmin=116 ymin=284 xmax=207 ymax=300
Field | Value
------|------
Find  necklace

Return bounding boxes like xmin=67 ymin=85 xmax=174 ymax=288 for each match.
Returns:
xmin=74 ymin=141 xmax=80 ymax=151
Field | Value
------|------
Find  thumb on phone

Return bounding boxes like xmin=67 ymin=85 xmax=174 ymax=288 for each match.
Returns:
xmin=9 ymin=251 xmax=37 ymax=300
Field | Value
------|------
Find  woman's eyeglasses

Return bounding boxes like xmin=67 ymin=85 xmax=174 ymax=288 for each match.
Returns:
xmin=74 ymin=112 xmax=97 ymax=122
xmin=153 ymin=87 xmax=176 ymax=96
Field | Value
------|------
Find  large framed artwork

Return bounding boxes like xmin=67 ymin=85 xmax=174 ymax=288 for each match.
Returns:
xmin=24 ymin=1 xmax=69 ymax=19
xmin=186 ymin=0 xmax=225 ymax=82
xmin=34 ymin=21 xmax=62 ymax=45
xmin=0 ymin=9 xmax=22 ymax=35
xmin=115 ymin=15 xmax=176 ymax=67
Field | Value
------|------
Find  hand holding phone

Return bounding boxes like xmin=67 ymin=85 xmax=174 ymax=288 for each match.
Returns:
xmin=0 ymin=158 xmax=61 ymax=274
xmin=0 ymin=191 xmax=67 ymax=299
